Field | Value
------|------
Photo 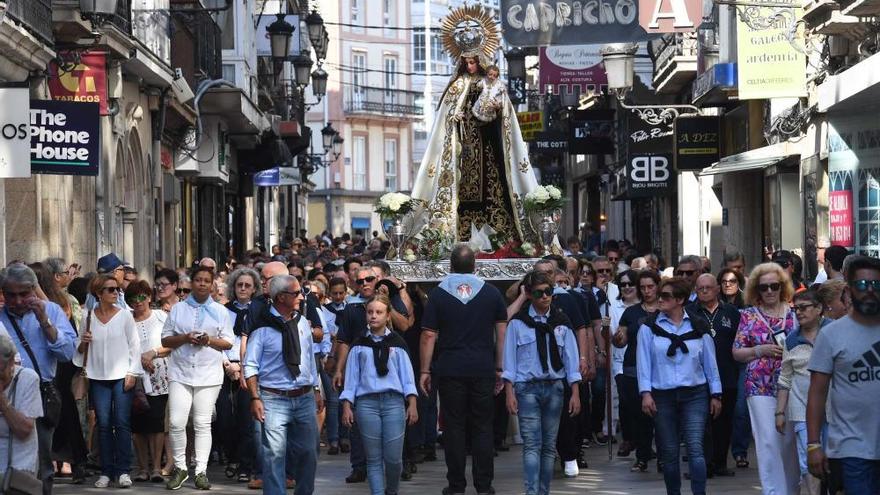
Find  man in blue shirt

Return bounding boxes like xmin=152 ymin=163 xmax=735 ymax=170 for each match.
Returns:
xmin=419 ymin=245 xmax=508 ymax=495
xmin=244 ymin=275 xmax=323 ymax=495
xmin=0 ymin=263 xmax=76 ymax=495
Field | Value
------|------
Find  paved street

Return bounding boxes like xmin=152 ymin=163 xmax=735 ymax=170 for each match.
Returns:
xmin=54 ymin=443 xmax=761 ymax=494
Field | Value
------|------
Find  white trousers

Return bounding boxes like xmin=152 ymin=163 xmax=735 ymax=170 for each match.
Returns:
xmin=747 ymin=395 xmax=801 ymax=495
xmin=168 ymin=381 xmax=221 ymax=474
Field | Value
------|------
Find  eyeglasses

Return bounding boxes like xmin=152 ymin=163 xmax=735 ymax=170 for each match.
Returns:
xmin=2 ymin=290 xmax=31 ymax=299
xmin=676 ymin=270 xmax=696 ymax=277
xmin=176 ymin=288 xmax=192 ymax=295
xmin=125 ymin=294 xmax=148 ymax=304
xmin=696 ymin=286 xmax=716 ymax=293
xmin=757 ymin=282 xmax=781 ymax=292
xmin=608 ymin=257 xmax=619 ymax=263
xmin=596 ymin=269 xmax=612 ymax=274
xmin=280 ymin=289 xmax=303 ymax=298
xmin=850 ymin=279 xmax=880 ymax=292
xmin=659 ymin=291 xmax=676 ymax=301
xmin=793 ymin=303 xmax=817 ymax=313
xmin=580 ymin=270 xmax=594 ymax=276
xmin=530 ymin=287 xmax=554 ymax=299
xmin=235 ymin=282 xmax=255 ymax=289
xmin=720 ymin=278 xmax=738 ymax=286
xmin=155 ymin=282 xmax=171 ymax=290
xmin=618 ymin=282 xmax=634 ymax=288
xmin=100 ymin=287 xmax=121 ymax=294
xmin=356 ymin=276 xmax=377 ymax=285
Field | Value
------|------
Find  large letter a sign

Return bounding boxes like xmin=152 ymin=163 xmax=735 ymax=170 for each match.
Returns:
xmin=638 ymin=0 xmax=702 ymax=33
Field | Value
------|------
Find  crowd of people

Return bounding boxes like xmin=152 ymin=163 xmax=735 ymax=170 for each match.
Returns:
xmin=0 ymin=231 xmax=878 ymax=495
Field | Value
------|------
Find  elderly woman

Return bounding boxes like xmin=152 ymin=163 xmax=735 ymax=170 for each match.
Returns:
xmin=161 ymin=266 xmax=233 ymax=490
xmin=816 ymin=279 xmax=849 ymax=319
xmin=733 ymin=263 xmax=800 ymax=495
xmin=154 ymin=269 xmax=180 ymax=312
xmin=717 ymin=268 xmax=746 ymax=309
xmin=637 ymin=277 xmax=722 ymax=495
xmin=0 ymin=333 xmax=42 ymax=476
xmin=126 ymin=280 xmax=171 ymax=483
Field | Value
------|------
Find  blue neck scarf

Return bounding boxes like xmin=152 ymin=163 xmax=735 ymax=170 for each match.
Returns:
xmin=439 ymin=273 xmax=485 ymax=304
xmin=185 ymin=295 xmax=220 ymax=327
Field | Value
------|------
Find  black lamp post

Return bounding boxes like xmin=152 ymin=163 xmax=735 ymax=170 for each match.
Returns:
xmin=292 ymin=53 xmax=313 ymax=88
xmin=305 ymin=10 xmax=324 ymax=48
xmin=267 ymin=14 xmax=295 ymax=60
xmin=321 ymin=123 xmax=336 ymax=152
xmin=311 ymin=67 xmax=328 ymax=101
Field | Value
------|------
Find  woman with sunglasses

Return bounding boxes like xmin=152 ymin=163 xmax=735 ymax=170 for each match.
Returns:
xmin=154 ymin=269 xmax=180 ymax=312
xmin=608 ymin=270 xmax=639 ymax=458
xmin=637 ymin=277 xmax=722 ymax=495
xmin=775 ymin=290 xmax=829 ymax=495
xmin=75 ymin=274 xmax=142 ymax=488
xmin=717 ymin=268 xmax=746 ymax=309
xmin=503 ymin=271 xmax=581 ymax=495
xmin=612 ymin=270 xmax=660 ymax=471
xmin=733 ymin=263 xmax=800 ymax=495
xmin=126 ymin=280 xmax=171 ymax=483
xmin=161 ymin=266 xmax=234 ymax=490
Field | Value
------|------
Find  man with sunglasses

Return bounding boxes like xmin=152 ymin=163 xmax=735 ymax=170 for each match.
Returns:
xmin=0 ymin=263 xmax=77 ymax=495
xmin=84 ymin=253 xmax=131 ymax=311
xmin=676 ymin=255 xmax=703 ymax=302
xmin=807 ymin=256 xmax=880 ymax=495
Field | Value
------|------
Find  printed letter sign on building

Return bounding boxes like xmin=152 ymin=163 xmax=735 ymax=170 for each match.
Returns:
xmin=626 ymin=113 xmax=674 ymax=198
xmin=30 ymin=100 xmax=101 ymax=176
xmin=501 ymin=0 xmax=649 ymax=46
xmin=48 ymin=52 xmax=110 ymax=115
xmin=0 ymin=86 xmax=32 ymax=178
xmin=736 ymin=7 xmax=806 ymax=99
xmin=638 ymin=0 xmax=702 ymax=33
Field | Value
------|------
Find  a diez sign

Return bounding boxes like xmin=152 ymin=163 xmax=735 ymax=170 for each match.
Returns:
xmin=674 ymin=115 xmax=720 ymax=171
xmin=30 ymin=100 xmax=101 ymax=176
xmin=501 ymin=0 xmax=649 ymax=46
xmin=626 ymin=113 xmax=673 ymax=198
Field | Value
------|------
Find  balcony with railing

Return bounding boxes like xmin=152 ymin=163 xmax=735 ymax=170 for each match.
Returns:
xmin=651 ymin=33 xmax=698 ymax=94
xmin=343 ymin=85 xmax=423 ymax=119
xmin=108 ymin=0 xmax=132 ymax=35
xmin=170 ymin=7 xmax=222 ymax=93
xmin=6 ymin=0 xmax=54 ymax=46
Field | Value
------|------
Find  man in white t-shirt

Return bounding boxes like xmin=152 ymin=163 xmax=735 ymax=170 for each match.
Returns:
xmin=0 ymin=334 xmax=43 ymax=475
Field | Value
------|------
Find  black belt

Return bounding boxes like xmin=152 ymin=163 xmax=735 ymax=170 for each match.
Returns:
xmin=260 ymin=386 xmax=312 ymax=398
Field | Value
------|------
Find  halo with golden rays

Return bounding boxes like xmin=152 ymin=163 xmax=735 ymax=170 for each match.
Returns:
xmin=440 ymin=4 xmax=500 ymax=61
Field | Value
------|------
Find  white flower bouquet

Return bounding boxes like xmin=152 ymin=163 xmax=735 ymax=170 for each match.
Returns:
xmin=523 ymin=185 xmax=565 ymax=212
xmin=374 ymin=192 xmax=420 ymax=217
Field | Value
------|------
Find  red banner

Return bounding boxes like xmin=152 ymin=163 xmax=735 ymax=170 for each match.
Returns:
xmin=48 ymin=52 xmax=109 ymax=115
xmin=830 ymin=190 xmax=854 ymax=247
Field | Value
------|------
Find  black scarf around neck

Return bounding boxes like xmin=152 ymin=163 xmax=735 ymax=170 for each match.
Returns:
xmin=511 ymin=305 xmax=572 ymax=373
xmin=352 ymin=331 xmax=408 ymax=376
xmin=647 ymin=311 xmax=709 ymax=357
xmin=249 ymin=306 xmax=303 ymax=378
xmin=225 ymin=301 xmax=249 ymax=336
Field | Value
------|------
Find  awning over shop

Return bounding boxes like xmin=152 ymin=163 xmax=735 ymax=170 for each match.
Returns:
xmin=698 ymin=142 xmax=800 ymax=176
xmin=351 ymin=218 xmax=371 ymax=229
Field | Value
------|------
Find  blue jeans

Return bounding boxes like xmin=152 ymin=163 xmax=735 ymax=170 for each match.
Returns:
xmin=652 ymin=385 xmax=710 ymax=495
xmin=260 ymin=391 xmax=318 ymax=495
xmin=515 ymin=380 xmax=564 ymax=495
xmin=317 ymin=356 xmax=340 ymax=445
xmin=731 ymin=366 xmax=752 ymax=458
xmin=90 ymin=379 xmax=133 ymax=478
xmin=355 ymin=393 xmax=406 ymax=495
xmin=839 ymin=458 xmax=880 ymax=495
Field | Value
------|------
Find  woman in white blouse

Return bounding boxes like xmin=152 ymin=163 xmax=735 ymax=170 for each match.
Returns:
xmin=76 ymin=274 xmax=141 ymax=488
xmin=161 ymin=266 xmax=233 ymax=491
xmin=125 ymin=280 xmax=172 ymax=483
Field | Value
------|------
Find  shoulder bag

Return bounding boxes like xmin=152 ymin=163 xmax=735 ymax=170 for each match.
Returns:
xmin=70 ymin=310 xmax=91 ymax=401
xmin=4 ymin=310 xmax=62 ymax=428
xmin=0 ymin=369 xmax=43 ymax=495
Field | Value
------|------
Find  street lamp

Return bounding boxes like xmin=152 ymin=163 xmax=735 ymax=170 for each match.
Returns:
xmin=505 ymin=47 xmax=526 ymax=80
xmin=79 ymin=0 xmax=118 ymax=26
xmin=267 ymin=14 xmax=295 ymax=60
xmin=332 ymin=134 xmax=343 ymax=158
xmin=311 ymin=67 xmax=328 ymax=101
xmin=321 ymin=122 xmax=336 ymax=153
xmin=291 ymin=53 xmax=313 ymax=88
xmin=305 ymin=10 xmax=324 ymax=48
xmin=314 ymin=29 xmax=329 ymax=61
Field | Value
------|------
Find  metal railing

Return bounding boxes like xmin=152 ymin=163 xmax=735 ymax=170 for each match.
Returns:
xmin=343 ymin=85 xmax=423 ymax=117
xmin=6 ymin=0 xmax=54 ymax=46
xmin=108 ymin=0 xmax=133 ymax=35
xmin=170 ymin=8 xmax=222 ymax=88
xmin=650 ymin=32 xmax=698 ymax=74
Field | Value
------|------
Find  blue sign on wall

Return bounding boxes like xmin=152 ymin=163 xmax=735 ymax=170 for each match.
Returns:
xmin=30 ymin=100 xmax=100 ymax=176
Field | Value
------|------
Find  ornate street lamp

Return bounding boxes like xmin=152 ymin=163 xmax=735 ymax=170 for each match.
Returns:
xmin=321 ymin=123 xmax=336 ymax=153
xmin=332 ymin=134 xmax=343 ymax=158
xmin=266 ymin=14 xmax=295 ymax=60
xmin=311 ymin=67 xmax=328 ymax=100
xmin=305 ymin=10 xmax=324 ymax=48
xmin=291 ymin=53 xmax=313 ymax=88
xmin=80 ymin=0 xmax=118 ymax=26
xmin=505 ymin=47 xmax=526 ymax=80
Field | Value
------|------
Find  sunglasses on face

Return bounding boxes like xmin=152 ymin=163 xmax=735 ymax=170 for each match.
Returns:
xmin=100 ymin=287 xmax=121 ymax=294
xmin=530 ymin=287 xmax=554 ymax=299
xmin=659 ymin=291 xmax=676 ymax=300
xmin=850 ymin=279 xmax=880 ymax=292
xmin=176 ymin=288 xmax=192 ymax=295
xmin=757 ymin=282 xmax=781 ymax=292
xmin=356 ymin=276 xmax=377 ymax=285
xmin=608 ymin=257 xmax=619 ymax=263
xmin=793 ymin=303 xmax=817 ymax=313
xmin=280 ymin=289 xmax=303 ymax=298
xmin=720 ymin=278 xmax=738 ymax=285
xmin=676 ymin=270 xmax=696 ymax=277
xmin=618 ymin=281 xmax=634 ymax=288
xmin=597 ymin=269 xmax=612 ymax=274
xmin=580 ymin=270 xmax=594 ymax=276
xmin=125 ymin=294 xmax=148 ymax=304
xmin=236 ymin=282 xmax=254 ymax=289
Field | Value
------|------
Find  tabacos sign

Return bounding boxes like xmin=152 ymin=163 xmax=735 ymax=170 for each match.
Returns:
xmin=30 ymin=100 xmax=101 ymax=176
xmin=48 ymin=52 xmax=110 ymax=115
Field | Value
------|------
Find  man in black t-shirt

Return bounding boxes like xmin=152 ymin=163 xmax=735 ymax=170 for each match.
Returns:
xmin=419 ymin=246 xmax=507 ymax=495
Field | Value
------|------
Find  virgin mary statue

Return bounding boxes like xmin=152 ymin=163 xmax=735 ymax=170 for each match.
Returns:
xmin=411 ymin=5 xmax=538 ymax=245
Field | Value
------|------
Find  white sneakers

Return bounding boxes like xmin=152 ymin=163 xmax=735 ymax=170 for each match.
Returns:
xmin=564 ymin=460 xmax=579 ymax=478
xmin=94 ymin=476 xmax=111 ymax=488
xmin=117 ymin=474 xmax=133 ymax=488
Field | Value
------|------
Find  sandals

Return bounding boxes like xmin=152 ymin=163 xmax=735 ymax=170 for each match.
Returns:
xmin=133 ymin=471 xmax=149 ymax=482
xmin=735 ymin=456 xmax=750 ymax=468
xmin=150 ymin=470 xmax=165 ymax=483
xmin=225 ymin=463 xmax=239 ymax=479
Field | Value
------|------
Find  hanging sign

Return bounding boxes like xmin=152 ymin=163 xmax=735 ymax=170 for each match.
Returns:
xmin=30 ymin=100 xmax=101 ymax=176
xmin=568 ymin=109 xmax=615 ymax=155
xmin=0 ymin=86 xmax=32 ymax=178
xmin=517 ymin=111 xmax=544 ymax=140
xmin=529 ymin=131 xmax=568 ymax=154
xmin=48 ymin=52 xmax=110 ymax=115
xmin=626 ymin=113 xmax=673 ymax=198
xmin=673 ymin=115 xmax=720 ymax=170
xmin=254 ymin=167 xmax=301 ymax=187
xmin=829 ymin=190 xmax=853 ymax=247
xmin=638 ymin=0 xmax=703 ymax=33
xmin=736 ymin=7 xmax=806 ymax=99
xmin=538 ymin=45 xmax=607 ymax=93
xmin=501 ymin=0 xmax=649 ymax=46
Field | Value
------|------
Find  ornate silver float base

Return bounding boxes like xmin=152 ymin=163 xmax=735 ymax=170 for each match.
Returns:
xmin=388 ymin=258 xmax=539 ymax=282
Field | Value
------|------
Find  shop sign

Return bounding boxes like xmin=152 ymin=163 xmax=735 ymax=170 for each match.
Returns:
xmin=529 ymin=131 xmax=568 ymax=154
xmin=538 ymin=45 xmax=607 ymax=93
xmin=0 ymin=86 xmax=32 ymax=178
xmin=626 ymin=113 xmax=673 ymax=198
xmin=736 ymin=7 xmax=806 ymax=100
xmin=48 ymin=52 xmax=110 ymax=115
xmin=517 ymin=111 xmax=544 ymax=140
xmin=673 ymin=115 xmax=720 ymax=170
xmin=254 ymin=167 xmax=300 ymax=187
xmin=638 ymin=0 xmax=702 ymax=32
xmin=692 ymin=62 xmax=737 ymax=103
xmin=568 ymin=109 xmax=615 ymax=154
xmin=829 ymin=190 xmax=853 ymax=247
xmin=501 ymin=0 xmax=649 ymax=46
xmin=30 ymin=100 xmax=100 ymax=176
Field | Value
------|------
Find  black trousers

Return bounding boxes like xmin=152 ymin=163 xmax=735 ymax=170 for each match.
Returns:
xmin=556 ymin=381 xmax=587 ymax=461
xmin=493 ymin=391 xmax=509 ymax=447
xmin=437 ymin=376 xmax=494 ymax=493
xmin=215 ymin=376 xmax=255 ymax=472
xmin=707 ymin=387 xmax=738 ymax=471
xmin=52 ymin=362 xmax=88 ymax=469
xmin=616 ymin=374 xmax=654 ymax=462
xmin=590 ymin=367 xmax=607 ymax=435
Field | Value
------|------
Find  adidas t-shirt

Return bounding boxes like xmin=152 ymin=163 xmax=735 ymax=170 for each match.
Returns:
xmin=808 ymin=315 xmax=880 ymax=460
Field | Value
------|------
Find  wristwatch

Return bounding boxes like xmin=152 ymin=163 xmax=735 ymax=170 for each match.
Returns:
xmin=711 ymin=393 xmax=722 ymax=400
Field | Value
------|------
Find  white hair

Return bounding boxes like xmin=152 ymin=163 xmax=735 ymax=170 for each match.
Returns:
xmin=269 ymin=275 xmax=297 ymax=299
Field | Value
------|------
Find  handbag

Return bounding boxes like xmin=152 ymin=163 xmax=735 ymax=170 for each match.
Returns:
xmin=0 ymin=370 xmax=43 ymax=495
xmin=70 ymin=311 xmax=91 ymax=401
xmin=4 ymin=310 xmax=62 ymax=428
